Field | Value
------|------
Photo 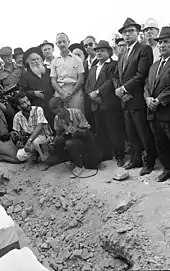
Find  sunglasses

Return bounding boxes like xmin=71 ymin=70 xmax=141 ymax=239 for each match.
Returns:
xmin=84 ymin=42 xmax=94 ymax=48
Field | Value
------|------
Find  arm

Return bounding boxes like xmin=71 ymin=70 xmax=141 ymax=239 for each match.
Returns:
xmin=71 ymin=73 xmax=84 ymax=96
xmin=124 ymin=45 xmax=153 ymax=94
xmin=51 ymin=77 xmax=63 ymax=97
xmin=19 ymin=73 xmax=36 ymax=100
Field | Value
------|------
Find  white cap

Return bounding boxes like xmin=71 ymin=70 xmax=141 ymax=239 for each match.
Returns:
xmin=143 ymin=18 xmax=159 ymax=31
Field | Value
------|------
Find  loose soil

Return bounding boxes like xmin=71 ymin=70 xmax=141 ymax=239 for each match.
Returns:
xmin=0 ymin=159 xmax=170 ymax=270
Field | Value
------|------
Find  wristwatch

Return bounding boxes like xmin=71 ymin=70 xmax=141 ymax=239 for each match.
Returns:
xmin=96 ymin=89 xmax=99 ymax=95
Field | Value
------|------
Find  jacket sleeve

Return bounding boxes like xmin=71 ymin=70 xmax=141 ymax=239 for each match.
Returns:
xmin=157 ymin=86 xmax=170 ymax=105
xmin=124 ymin=45 xmax=153 ymax=94
xmin=144 ymin=77 xmax=151 ymax=99
xmin=19 ymin=73 xmax=36 ymax=99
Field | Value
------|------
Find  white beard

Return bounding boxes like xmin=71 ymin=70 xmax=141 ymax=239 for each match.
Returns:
xmin=29 ymin=63 xmax=46 ymax=77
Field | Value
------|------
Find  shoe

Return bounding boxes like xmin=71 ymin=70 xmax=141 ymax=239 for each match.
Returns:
xmin=125 ymin=162 xmax=143 ymax=170
xmin=70 ymin=166 xmax=85 ymax=179
xmin=157 ymin=171 xmax=170 ymax=183
xmin=140 ymin=166 xmax=153 ymax=176
xmin=116 ymin=158 xmax=125 ymax=167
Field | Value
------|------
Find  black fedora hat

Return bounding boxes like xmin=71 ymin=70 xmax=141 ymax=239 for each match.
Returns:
xmin=118 ymin=18 xmax=141 ymax=34
xmin=23 ymin=47 xmax=44 ymax=67
xmin=69 ymin=43 xmax=88 ymax=59
xmin=155 ymin=26 xmax=170 ymax=41
xmin=39 ymin=40 xmax=54 ymax=50
xmin=94 ymin=40 xmax=112 ymax=50
xmin=13 ymin=47 xmax=24 ymax=57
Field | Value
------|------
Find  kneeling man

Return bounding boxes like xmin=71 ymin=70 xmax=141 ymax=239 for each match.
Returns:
xmin=12 ymin=92 xmax=51 ymax=162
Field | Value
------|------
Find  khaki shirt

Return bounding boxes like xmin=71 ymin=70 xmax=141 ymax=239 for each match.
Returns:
xmin=50 ymin=52 xmax=84 ymax=88
xmin=0 ymin=62 xmax=22 ymax=88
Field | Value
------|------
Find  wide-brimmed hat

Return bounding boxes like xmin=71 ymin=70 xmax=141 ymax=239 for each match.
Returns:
xmin=69 ymin=43 xmax=88 ymax=59
xmin=94 ymin=40 xmax=112 ymax=50
xmin=13 ymin=47 xmax=24 ymax=57
xmin=39 ymin=40 xmax=54 ymax=50
xmin=115 ymin=38 xmax=125 ymax=45
xmin=143 ymin=18 xmax=159 ymax=32
xmin=118 ymin=18 xmax=141 ymax=34
xmin=0 ymin=46 xmax=12 ymax=57
xmin=154 ymin=26 xmax=170 ymax=41
xmin=23 ymin=47 xmax=44 ymax=67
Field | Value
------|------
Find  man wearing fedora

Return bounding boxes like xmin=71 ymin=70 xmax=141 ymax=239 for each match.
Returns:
xmin=116 ymin=18 xmax=157 ymax=176
xmin=143 ymin=18 xmax=160 ymax=63
xmin=144 ymin=26 xmax=170 ymax=182
xmin=39 ymin=40 xmax=55 ymax=70
xmin=85 ymin=40 xmax=125 ymax=165
xmin=13 ymin=47 xmax=24 ymax=69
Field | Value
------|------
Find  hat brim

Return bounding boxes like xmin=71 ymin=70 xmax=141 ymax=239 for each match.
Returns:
xmin=69 ymin=43 xmax=88 ymax=59
xmin=94 ymin=46 xmax=112 ymax=51
xmin=39 ymin=42 xmax=54 ymax=49
xmin=118 ymin=23 xmax=141 ymax=34
xmin=13 ymin=52 xmax=24 ymax=57
xmin=154 ymin=35 xmax=170 ymax=41
xmin=23 ymin=47 xmax=44 ymax=67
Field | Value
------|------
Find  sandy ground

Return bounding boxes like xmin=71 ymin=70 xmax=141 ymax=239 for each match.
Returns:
xmin=0 ymin=158 xmax=170 ymax=270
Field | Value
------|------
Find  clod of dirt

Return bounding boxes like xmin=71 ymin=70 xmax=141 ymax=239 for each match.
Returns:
xmin=2 ymin=198 xmax=13 ymax=209
xmin=115 ymin=198 xmax=136 ymax=214
xmin=13 ymin=204 xmax=22 ymax=213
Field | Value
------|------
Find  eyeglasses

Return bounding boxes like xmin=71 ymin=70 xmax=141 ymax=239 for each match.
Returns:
xmin=122 ymin=29 xmax=137 ymax=34
xmin=84 ymin=42 xmax=94 ymax=48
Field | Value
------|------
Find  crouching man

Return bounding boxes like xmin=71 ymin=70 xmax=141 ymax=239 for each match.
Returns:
xmin=12 ymin=92 xmax=51 ymax=162
xmin=48 ymin=97 xmax=100 ymax=178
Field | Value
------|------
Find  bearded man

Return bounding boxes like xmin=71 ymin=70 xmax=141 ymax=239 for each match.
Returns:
xmin=19 ymin=47 xmax=54 ymax=128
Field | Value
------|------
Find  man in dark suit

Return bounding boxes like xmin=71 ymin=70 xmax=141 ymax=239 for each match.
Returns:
xmin=116 ymin=18 xmax=157 ymax=175
xmin=85 ymin=40 xmax=125 ymax=166
xmin=82 ymin=36 xmax=98 ymax=130
xmin=144 ymin=27 xmax=170 ymax=182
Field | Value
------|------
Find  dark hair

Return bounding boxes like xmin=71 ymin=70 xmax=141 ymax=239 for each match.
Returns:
xmin=14 ymin=91 xmax=28 ymax=106
xmin=83 ymin=35 xmax=97 ymax=44
xmin=49 ymin=97 xmax=64 ymax=110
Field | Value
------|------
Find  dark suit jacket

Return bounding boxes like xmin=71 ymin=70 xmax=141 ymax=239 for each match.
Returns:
xmin=85 ymin=59 xmax=122 ymax=111
xmin=84 ymin=58 xmax=98 ymax=83
xmin=144 ymin=58 xmax=170 ymax=121
xmin=118 ymin=42 xmax=153 ymax=110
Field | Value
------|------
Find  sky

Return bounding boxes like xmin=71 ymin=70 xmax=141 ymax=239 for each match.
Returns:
xmin=1 ymin=0 xmax=170 ymax=53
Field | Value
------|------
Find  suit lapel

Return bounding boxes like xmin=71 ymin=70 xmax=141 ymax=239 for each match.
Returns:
xmin=118 ymin=54 xmax=124 ymax=80
xmin=123 ymin=42 xmax=139 ymax=73
xmin=150 ymin=61 xmax=160 ymax=93
xmin=95 ymin=62 xmax=108 ymax=88
xmin=154 ymin=58 xmax=170 ymax=89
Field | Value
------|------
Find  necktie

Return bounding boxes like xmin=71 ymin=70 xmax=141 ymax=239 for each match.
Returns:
xmin=157 ymin=60 xmax=166 ymax=77
xmin=123 ymin=48 xmax=130 ymax=71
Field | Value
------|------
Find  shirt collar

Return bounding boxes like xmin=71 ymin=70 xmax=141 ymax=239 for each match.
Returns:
xmin=161 ymin=56 xmax=170 ymax=64
xmin=58 ymin=51 xmax=73 ymax=58
xmin=128 ymin=41 xmax=138 ymax=51
xmin=96 ymin=58 xmax=111 ymax=67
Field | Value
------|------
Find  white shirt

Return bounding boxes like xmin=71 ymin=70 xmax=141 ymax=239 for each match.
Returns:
xmin=127 ymin=41 xmax=138 ymax=57
xmin=96 ymin=58 xmax=111 ymax=80
xmin=152 ymin=44 xmax=160 ymax=63
xmin=87 ymin=55 xmax=97 ymax=70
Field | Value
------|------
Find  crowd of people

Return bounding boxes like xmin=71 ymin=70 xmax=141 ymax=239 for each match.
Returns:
xmin=0 ymin=17 xmax=170 ymax=182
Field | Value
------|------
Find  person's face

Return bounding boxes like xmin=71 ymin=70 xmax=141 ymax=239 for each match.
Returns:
xmin=72 ymin=48 xmax=85 ymax=61
xmin=96 ymin=48 xmax=109 ymax=62
xmin=28 ymin=53 xmax=43 ymax=67
xmin=83 ymin=37 xmax=96 ymax=56
xmin=51 ymin=107 xmax=65 ymax=117
xmin=144 ymin=27 xmax=159 ymax=41
xmin=14 ymin=54 xmax=23 ymax=66
xmin=122 ymin=26 xmax=139 ymax=45
xmin=1 ymin=54 xmax=13 ymax=65
xmin=41 ymin=44 xmax=54 ymax=58
xmin=118 ymin=41 xmax=127 ymax=55
xmin=18 ymin=96 xmax=31 ymax=112
xmin=56 ymin=34 xmax=69 ymax=52
xmin=159 ymin=38 xmax=170 ymax=58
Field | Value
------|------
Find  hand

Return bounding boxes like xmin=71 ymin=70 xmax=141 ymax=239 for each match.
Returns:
xmin=24 ymin=140 xmax=32 ymax=153
xmin=89 ymin=91 xmax=98 ymax=100
xmin=0 ymin=102 xmax=6 ymax=111
xmin=34 ymin=90 xmax=44 ymax=99
xmin=146 ymin=97 xmax=158 ymax=111
xmin=115 ymin=87 xmax=124 ymax=98
xmin=63 ymin=93 xmax=72 ymax=103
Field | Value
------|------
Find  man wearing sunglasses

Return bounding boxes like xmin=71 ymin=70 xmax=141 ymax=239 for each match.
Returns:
xmin=83 ymin=36 xmax=98 ymax=131
xmin=116 ymin=17 xmax=156 ymax=176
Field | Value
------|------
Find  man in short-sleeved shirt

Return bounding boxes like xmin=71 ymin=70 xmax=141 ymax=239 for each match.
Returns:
xmin=50 ymin=33 xmax=84 ymax=112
